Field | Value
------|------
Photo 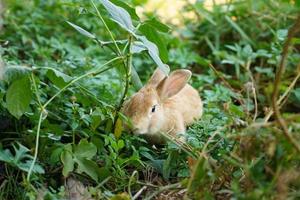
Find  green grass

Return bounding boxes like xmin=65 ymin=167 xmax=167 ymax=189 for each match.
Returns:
xmin=0 ymin=0 xmax=300 ymax=199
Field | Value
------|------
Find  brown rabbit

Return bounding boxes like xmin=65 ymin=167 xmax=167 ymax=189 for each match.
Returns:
xmin=122 ymin=68 xmax=203 ymax=144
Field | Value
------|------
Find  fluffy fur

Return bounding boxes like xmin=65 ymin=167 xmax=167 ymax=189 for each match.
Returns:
xmin=122 ymin=68 xmax=203 ymax=144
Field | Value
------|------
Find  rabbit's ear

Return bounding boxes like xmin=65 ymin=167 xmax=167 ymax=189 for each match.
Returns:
xmin=157 ymin=69 xmax=191 ymax=100
xmin=147 ymin=68 xmax=166 ymax=87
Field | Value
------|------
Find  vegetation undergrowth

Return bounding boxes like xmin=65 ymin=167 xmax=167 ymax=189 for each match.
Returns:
xmin=0 ymin=0 xmax=300 ymax=199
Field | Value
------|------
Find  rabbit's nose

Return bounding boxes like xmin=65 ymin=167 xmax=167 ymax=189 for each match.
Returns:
xmin=132 ymin=127 xmax=147 ymax=135
xmin=132 ymin=128 xmax=139 ymax=133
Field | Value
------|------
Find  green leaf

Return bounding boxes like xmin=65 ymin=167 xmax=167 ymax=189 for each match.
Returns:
xmin=74 ymin=139 xmax=97 ymax=159
xmin=131 ymin=65 xmax=143 ymax=90
xmin=91 ymin=107 xmax=105 ymax=130
xmin=162 ymin=151 xmax=173 ymax=179
xmin=114 ymin=118 xmax=123 ymax=139
xmin=138 ymin=23 xmax=169 ymax=62
xmin=61 ymin=144 xmax=74 ymax=177
xmin=229 ymin=103 xmax=245 ymax=118
xmin=290 ymin=88 xmax=300 ymax=106
xmin=0 ymin=149 xmax=13 ymax=163
xmin=46 ymin=68 xmax=72 ymax=88
xmin=13 ymin=142 xmax=30 ymax=162
xmin=194 ymin=3 xmax=216 ymax=26
xmin=6 ymin=76 xmax=32 ymax=119
xmin=97 ymin=167 xmax=110 ymax=182
xmin=130 ymin=41 xmax=147 ymax=54
xmin=76 ymin=157 xmax=100 ymax=182
xmin=0 ymin=143 xmax=44 ymax=174
xmin=137 ymin=35 xmax=170 ymax=75
xmin=292 ymin=37 xmax=300 ymax=45
xmin=276 ymin=29 xmax=288 ymax=41
xmin=67 ymin=21 xmax=96 ymax=39
xmin=296 ymin=0 xmax=300 ymax=8
xmin=142 ymin=18 xmax=170 ymax=33
xmin=254 ymin=66 xmax=274 ymax=78
xmin=110 ymin=0 xmax=139 ymax=21
xmin=50 ymin=146 xmax=64 ymax=164
xmin=117 ymin=140 xmax=124 ymax=150
xmin=3 ymin=65 xmax=32 ymax=82
xmin=19 ymin=160 xmax=45 ymax=174
xmin=100 ymin=0 xmax=135 ymax=33
xmin=99 ymin=0 xmax=168 ymax=74
xmin=225 ymin=15 xmax=253 ymax=45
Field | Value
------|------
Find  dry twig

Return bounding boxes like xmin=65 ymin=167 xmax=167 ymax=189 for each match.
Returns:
xmin=271 ymin=15 xmax=300 ymax=152
xmin=265 ymin=64 xmax=300 ymax=122
xmin=208 ymin=63 xmax=245 ymax=106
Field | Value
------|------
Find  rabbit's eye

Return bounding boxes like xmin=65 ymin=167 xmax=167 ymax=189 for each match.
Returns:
xmin=151 ymin=105 xmax=156 ymax=113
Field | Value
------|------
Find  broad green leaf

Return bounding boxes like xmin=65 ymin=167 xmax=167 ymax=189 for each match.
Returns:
xmin=74 ymin=139 xmax=97 ymax=159
xmin=6 ymin=76 xmax=32 ymax=119
xmin=114 ymin=117 xmax=123 ymax=139
xmin=137 ymin=35 xmax=170 ymax=75
xmin=91 ymin=107 xmax=105 ymax=130
xmin=140 ymin=151 xmax=154 ymax=161
xmin=97 ymin=167 xmax=110 ymax=182
xmin=46 ymin=68 xmax=72 ymax=88
xmin=132 ymin=0 xmax=147 ymax=6
xmin=100 ymin=0 xmax=135 ymax=33
xmin=131 ymin=65 xmax=143 ymax=90
xmin=50 ymin=146 xmax=64 ymax=164
xmin=61 ymin=144 xmax=74 ymax=177
xmin=162 ymin=151 xmax=174 ymax=179
xmin=110 ymin=0 xmax=139 ymax=20
xmin=130 ymin=41 xmax=147 ymax=54
xmin=19 ymin=160 xmax=45 ymax=174
xmin=0 ymin=149 xmax=13 ymax=163
xmin=98 ymin=0 xmax=168 ymax=74
xmin=76 ymin=157 xmax=100 ymax=182
xmin=0 ymin=143 xmax=44 ymax=174
xmin=3 ymin=65 xmax=32 ymax=82
xmin=139 ymin=23 xmax=168 ymax=62
xmin=142 ymin=18 xmax=170 ymax=33
xmin=67 ymin=21 xmax=96 ymax=39
xmin=13 ymin=142 xmax=30 ymax=162
xmin=148 ymin=159 xmax=164 ymax=174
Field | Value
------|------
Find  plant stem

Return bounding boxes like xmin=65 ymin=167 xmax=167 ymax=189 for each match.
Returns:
xmin=271 ymin=15 xmax=300 ymax=152
xmin=30 ymin=73 xmax=42 ymax=107
xmin=26 ymin=57 xmax=122 ymax=181
xmin=26 ymin=111 xmax=43 ymax=181
xmin=128 ymin=170 xmax=138 ymax=199
xmin=43 ymin=57 xmax=121 ymax=108
xmin=91 ymin=0 xmax=122 ymax=56
xmin=264 ymin=64 xmax=300 ymax=122
xmin=91 ymin=1 xmax=133 ymax=128
xmin=117 ymin=36 xmax=132 ymax=112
